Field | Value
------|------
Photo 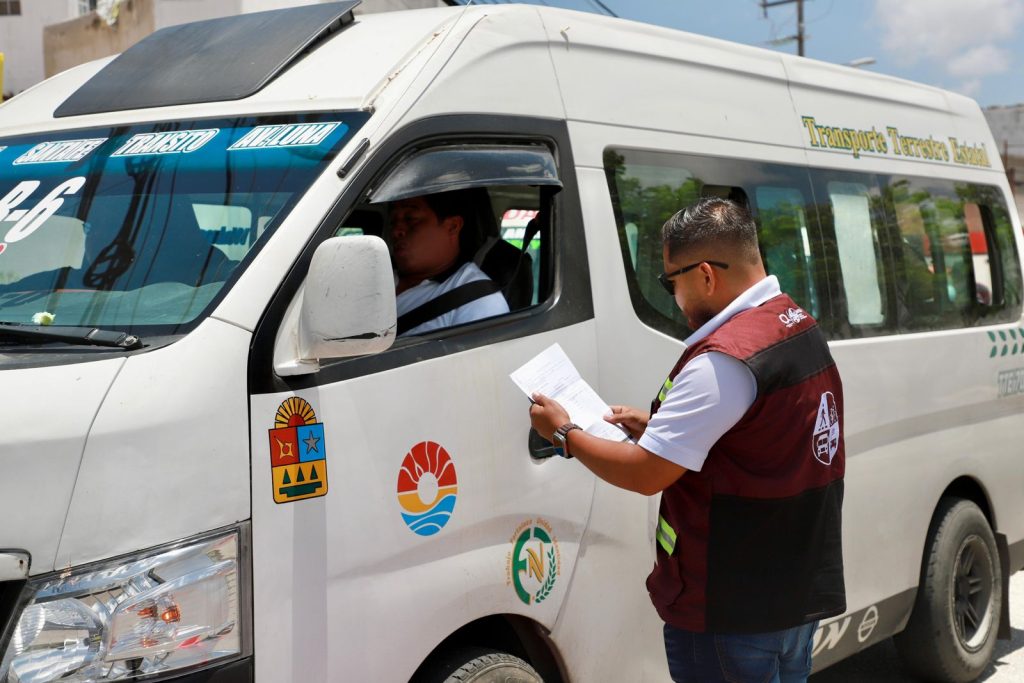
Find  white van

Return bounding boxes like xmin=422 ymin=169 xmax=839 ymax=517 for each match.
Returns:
xmin=1 ymin=3 xmax=1022 ymax=682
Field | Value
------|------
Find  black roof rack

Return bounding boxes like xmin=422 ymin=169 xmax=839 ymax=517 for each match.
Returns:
xmin=54 ymin=1 xmax=361 ymax=118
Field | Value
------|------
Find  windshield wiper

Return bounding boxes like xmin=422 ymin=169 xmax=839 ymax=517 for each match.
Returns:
xmin=0 ymin=323 xmax=143 ymax=350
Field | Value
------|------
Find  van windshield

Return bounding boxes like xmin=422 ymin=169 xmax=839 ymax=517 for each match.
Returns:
xmin=0 ymin=112 xmax=367 ymax=336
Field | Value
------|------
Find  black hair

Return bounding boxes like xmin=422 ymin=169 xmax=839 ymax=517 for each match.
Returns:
xmin=662 ymin=197 xmax=760 ymax=264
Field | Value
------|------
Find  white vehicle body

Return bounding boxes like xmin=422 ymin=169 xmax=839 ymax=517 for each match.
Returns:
xmin=0 ymin=3 xmax=1021 ymax=682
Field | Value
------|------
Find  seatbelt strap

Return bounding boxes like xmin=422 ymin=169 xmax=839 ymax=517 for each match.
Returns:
xmin=397 ymin=279 xmax=500 ymax=335
xmin=501 ymin=215 xmax=543 ymax=292
xmin=519 ymin=217 xmax=542 ymax=259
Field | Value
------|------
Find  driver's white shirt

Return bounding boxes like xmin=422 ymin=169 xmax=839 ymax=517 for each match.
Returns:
xmin=396 ymin=261 xmax=509 ymax=336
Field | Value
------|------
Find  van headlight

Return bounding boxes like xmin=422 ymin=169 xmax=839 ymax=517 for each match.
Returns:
xmin=0 ymin=525 xmax=249 ymax=682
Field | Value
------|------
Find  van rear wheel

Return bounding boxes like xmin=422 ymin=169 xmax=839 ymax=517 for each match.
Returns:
xmin=894 ymin=498 xmax=1001 ymax=683
xmin=417 ymin=647 xmax=543 ymax=683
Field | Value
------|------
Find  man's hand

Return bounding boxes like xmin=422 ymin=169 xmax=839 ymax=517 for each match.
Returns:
xmin=529 ymin=393 xmax=571 ymax=442
xmin=605 ymin=405 xmax=650 ymax=440
xmin=529 ymin=395 xmax=686 ymax=495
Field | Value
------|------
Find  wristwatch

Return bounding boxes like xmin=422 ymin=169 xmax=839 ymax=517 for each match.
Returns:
xmin=553 ymin=422 xmax=582 ymax=459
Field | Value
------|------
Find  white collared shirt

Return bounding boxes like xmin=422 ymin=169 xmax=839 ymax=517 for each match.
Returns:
xmin=396 ymin=261 xmax=509 ymax=336
xmin=637 ymin=275 xmax=781 ymax=472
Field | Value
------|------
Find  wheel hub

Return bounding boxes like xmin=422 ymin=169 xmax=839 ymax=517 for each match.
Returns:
xmin=952 ymin=534 xmax=994 ymax=652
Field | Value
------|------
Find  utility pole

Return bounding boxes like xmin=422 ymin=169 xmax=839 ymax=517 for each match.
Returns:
xmin=761 ymin=0 xmax=806 ymax=57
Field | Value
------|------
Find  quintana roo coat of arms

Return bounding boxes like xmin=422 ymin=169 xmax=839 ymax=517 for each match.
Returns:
xmin=268 ymin=397 xmax=328 ymax=503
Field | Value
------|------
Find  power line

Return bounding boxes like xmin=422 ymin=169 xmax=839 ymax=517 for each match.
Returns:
xmin=760 ymin=0 xmax=806 ymax=57
xmin=588 ymin=0 xmax=618 ymax=17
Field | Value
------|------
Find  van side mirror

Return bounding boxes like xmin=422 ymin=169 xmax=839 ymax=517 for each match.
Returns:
xmin=298 ymin=235 xmax=396 ymax=361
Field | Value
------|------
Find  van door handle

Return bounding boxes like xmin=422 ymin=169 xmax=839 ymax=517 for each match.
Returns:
xmin=528 ymin=428 xmax=559 ymax=460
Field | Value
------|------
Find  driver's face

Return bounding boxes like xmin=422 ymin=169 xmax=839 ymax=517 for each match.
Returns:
xmin=388 ymin=197 xmax=460 ymax=278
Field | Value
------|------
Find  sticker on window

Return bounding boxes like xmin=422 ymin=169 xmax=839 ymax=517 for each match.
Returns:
xmin=14 ymin=138 xmax=107 ymax=165
xmin=112 ymin=129 xmax=219 ymax=157
xmin=0 ymin=177 xmax=87 ymax=255
xmin=228 ymin=122 xmax=341 ymax=150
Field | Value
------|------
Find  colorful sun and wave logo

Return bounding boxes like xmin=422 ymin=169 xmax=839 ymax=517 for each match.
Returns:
xmin=267 ymin=397 xmax=328 ymax=504
xmin=396 ymin=441 xmax=458 ymax=536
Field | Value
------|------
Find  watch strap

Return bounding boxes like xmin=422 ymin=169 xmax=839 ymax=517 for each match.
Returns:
xmin=555 ymin=422 xmax=582 ymax=459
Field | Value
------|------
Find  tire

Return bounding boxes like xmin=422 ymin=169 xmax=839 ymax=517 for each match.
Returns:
xmin=416 ymin=647 xmax=543 ymax=683
xmin=894 ymin=498 xmax=1002 ymax=683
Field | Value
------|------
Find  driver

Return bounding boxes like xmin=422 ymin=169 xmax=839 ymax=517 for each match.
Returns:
xmin=389 ymin=189 xmax=508 ymax=336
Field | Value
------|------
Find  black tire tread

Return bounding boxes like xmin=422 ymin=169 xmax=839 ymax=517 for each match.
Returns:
xmin=415 ymin=647 xmax=543 ymax=683
xmin=894 ymin=497 xmax=1000 ymax=683
xmin=446 ymin=652 xmax=542 ymax=682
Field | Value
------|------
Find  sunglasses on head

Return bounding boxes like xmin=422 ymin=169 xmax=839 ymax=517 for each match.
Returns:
xmin=658 ymin=260 xmax=729 ymax=295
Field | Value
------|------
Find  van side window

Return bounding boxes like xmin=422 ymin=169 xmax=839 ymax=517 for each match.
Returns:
xmin=827 ymin=181 xmax=888 ymax=329
xmin=606 ymin=148 xmax=1022 ymax=340
xmin=888 ymin=178 xmax=1022 ymax=331
xmin=890 ymin=179 xmax=976 ymax=328
xmin=755 ymin=187 xmax=821 ymax=319
xmin=603 ymin=149 xmax=699 ymax=336
xmin=324 ymin=141 xmax=565 ymax=339
xmin=337 ymin=184 xmax=552 ymax=337
xmin=604 ymin=148 xmax=827 ymax=338
xmin=979 ymin=186 xmax=1024 ymax=314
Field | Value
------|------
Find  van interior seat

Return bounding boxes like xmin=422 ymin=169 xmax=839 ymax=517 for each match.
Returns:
xmin=476 ymin=235 xmax=534 ymax=310
xmin=469 ymin=192 xmax=535 ymax=311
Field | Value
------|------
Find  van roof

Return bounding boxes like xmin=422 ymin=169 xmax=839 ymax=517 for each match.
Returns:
xmin=0 ymin=3 xmax=985 ymax=145
xmin=0 ymin=5 xmax=462 ymax=133
xmin=55 ymin=2 xmax=362 ymax=118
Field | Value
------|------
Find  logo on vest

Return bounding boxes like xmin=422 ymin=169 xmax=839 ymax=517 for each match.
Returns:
xmin=779 ymin=307 xmax=808 ymax=328
xmin=812 ymin=391 xmax=840 ymax=465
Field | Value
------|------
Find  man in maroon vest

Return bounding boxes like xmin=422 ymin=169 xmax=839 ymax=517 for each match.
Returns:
xmin=529 ymin=197 xmax=845 ymax=682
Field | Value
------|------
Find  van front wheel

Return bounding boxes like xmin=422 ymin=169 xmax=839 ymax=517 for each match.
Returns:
xmin=417 ymin=647 xmax=544 ymax=683
xmin=894 ymin=498 xmax=1001 ymax=683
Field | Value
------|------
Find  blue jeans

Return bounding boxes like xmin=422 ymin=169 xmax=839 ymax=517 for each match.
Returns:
xmin=663 ymin=621 xmax=818 ymax=683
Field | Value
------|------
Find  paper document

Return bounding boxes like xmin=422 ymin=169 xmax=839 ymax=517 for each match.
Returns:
xmin=510 ymin=343 xmax=629 ymax=442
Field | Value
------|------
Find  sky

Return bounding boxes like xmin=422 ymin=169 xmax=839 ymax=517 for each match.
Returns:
xmin=454 ymin=0 xmax=1024 ymax=108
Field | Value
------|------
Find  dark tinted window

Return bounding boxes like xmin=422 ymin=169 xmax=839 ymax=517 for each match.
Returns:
xmin=604 ymin=148 xmax=827 ymax=339
xmin=604 ymin=147 xmax=1022 ymax=339
xmin=888 ymin=178 xmax=1021 ymax=331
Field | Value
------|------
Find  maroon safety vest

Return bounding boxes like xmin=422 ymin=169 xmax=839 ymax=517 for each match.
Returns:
xmin=648 ymin=293 xmax=845 ymax=633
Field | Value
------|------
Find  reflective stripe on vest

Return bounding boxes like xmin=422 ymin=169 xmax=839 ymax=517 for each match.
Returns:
xmin=657 ymin=515 xmax=677 ymax=555
xmin=657 ymin=378 xmax=674 ymax=403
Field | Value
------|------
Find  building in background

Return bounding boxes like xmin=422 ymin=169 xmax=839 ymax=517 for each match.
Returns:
xmin=984 ymin=105 xmax=1024 ymax=219
xmin=0 ymin=1 xmax=94 ymax=98
xmin=0 ymin=0 xmax=443 ymax=100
